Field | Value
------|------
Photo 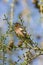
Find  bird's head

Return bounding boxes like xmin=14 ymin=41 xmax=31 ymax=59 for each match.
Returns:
xmin=14 ymin=23 xmax=22 ymax=32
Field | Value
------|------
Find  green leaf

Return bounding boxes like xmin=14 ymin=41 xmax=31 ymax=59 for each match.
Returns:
xmin=20 ymin=61 xmax=27 ymax=65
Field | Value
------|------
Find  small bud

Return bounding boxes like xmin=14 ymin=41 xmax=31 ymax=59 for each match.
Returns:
xmin=8 ymin=40 xmax=14 ymax=50
xmin=18 ymin=41 xmax=23 ymax=47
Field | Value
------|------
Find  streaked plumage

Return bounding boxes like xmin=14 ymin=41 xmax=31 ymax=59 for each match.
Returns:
xmin=14 ymin=23 xmax=27 ymax=38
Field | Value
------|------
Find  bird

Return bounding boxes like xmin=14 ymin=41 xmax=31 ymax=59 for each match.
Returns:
xmin=14 ymin=22 xmax=27 ymax=38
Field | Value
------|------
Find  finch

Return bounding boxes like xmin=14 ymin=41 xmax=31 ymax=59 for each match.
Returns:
xmin=14 ymin=23 xmax=27 ymax=38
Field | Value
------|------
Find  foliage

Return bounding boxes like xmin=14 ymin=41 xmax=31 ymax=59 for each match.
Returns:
xmin=0 ymin=14 xmax=43 ymax=65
